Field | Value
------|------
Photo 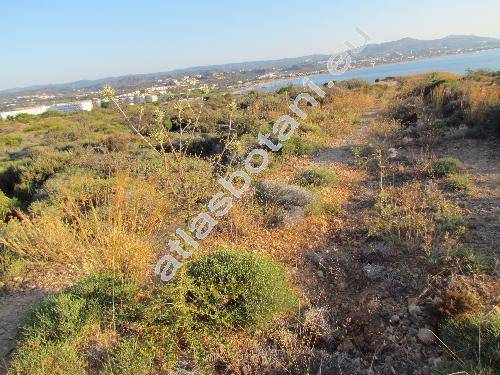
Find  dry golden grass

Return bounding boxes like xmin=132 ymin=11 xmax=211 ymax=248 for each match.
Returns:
xmin=205 ymin=199 xmax=330 ymax=262
xmin=368 ymin=181 xmax=465 ymax=252
xmin=1 ymin=173 xmax=176 ymax=283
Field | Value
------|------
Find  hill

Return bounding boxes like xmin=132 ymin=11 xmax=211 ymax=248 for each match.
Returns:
xmin=357 ymin=35 xmax=500 ymax=58
xmin=1 ymin=35 xmax=499 ymax=97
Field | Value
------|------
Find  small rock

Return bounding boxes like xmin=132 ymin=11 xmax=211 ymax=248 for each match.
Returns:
xmin=429 ymin=357 xmax=442 ymax=367
xmin=417 ymin=328 xmax=435 ymax=344
xmin=337 ymin=338 xmax=355 ymax=353
xmin=362 ymin=264 xmax=385 ymax=280
xmin=408 ymin=303 xmax=422 ymax=316
xmin=408 ymin=327 xmax=417 ymax=335
xmin=389 ymin=314 xmax=400 ymax=324
xmin=338 ymin=281 xmax=347 ymax=291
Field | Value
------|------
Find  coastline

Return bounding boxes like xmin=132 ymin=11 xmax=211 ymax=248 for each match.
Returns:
xmin=233 ymin=47 xmax=500 ymax=93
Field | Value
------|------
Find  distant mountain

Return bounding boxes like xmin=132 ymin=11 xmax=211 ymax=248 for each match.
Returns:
xmin=356 ymin=35 xmax=500 ymax=59
xmin=0 ymin=54 xmax=327 ymax=96
xmin=2 ymin=35 xmax=499 ymax=96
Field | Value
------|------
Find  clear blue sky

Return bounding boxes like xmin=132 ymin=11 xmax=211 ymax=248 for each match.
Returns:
xmin=1 ymin=0 xmax=499 ymax=90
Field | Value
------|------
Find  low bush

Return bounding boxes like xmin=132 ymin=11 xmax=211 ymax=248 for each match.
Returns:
xmin=0 ymin=251 xmax=25 ymax=288
xmin=293 ymin=167 xmax=337 ymax=187
xmin=300 ymin=122 xmax=324 ymax=136
xmin=281 ymin=135 xmax=317 ymax=156
xmin=444 ymin=174 xmax=473 ymax=191
xmin=9 ymin=249 xmax=297 ymax=373
xmin=351 ymin=144 xmax=377 ymax=169
xmin=369 ymin=182 xmax=465 ymax=249
xmin=8 ymin=340 xmax=86 ymax=375
xmin=434 ymin=247 xmax=496 ymax=275
xmin=104 ymin=336 xmax=155 ymax=375
xmin=183 ymin=248 xmax=298 ymax=329
xmin=438 ymin=289 xmax=482 ymax=318
xmin=0 ymin=190 xmax=19 ymax=219
xmin=10 ymin=150 xmax=73 ymax=203
xmin=0 ymin=135 xmax=22 ymax=146
xmin=387 ymin=96 xmax=423 ymax=126
xmin=304 ymin=198 xmax=340 ymax=217
xmin=9 ymin=274 xmax=140 ymax=374
xmin=431 ymin=157 xmax=463 ymax=177
xmin=439 ymin=312 xmax=499 ymax=373
xmin=255 ymin=180 xmax=315 ymax=209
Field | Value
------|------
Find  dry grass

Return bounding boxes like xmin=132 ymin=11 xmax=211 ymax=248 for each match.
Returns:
xmin=1 ymin=173 xmax=176 ymax=283
xmin=368 ymin=182 xmax=465 ymax=252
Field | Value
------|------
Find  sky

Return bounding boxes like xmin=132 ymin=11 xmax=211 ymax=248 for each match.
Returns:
xmin=1 ymin=0 xmax=500 ymax=90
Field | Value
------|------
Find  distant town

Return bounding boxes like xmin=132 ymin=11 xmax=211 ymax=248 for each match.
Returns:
xmin=1 ymin=35 xmax=499 ymax=117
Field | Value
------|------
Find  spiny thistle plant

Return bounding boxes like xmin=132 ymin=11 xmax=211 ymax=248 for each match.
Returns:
xmin=100 ymin=85 xmax=212 ymax=210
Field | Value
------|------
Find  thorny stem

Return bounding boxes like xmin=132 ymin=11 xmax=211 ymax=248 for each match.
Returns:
xmin=111 ymin=98 xmax=162 ymax=157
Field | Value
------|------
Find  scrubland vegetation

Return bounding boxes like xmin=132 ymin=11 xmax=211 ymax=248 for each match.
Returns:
xmin=0 ymin=71 xmax=498 ymax=374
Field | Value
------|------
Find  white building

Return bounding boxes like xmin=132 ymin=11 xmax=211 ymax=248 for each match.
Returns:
xmin=145 ymin=94 xmax=158 ymax=103
xmin=0 ymin=105 xmax=49 ymax=119
xmin=49 ymin=101 xmax=93 ymax=113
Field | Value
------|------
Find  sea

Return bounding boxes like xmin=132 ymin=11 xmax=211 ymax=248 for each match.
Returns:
xmin=238 ymin=48 xmax=500 ymax=93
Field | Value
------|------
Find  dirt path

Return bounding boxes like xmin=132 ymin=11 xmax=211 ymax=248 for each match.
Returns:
xmin=301 ymin=108 xmax=450 ymax=374
xmin=300 ymin=105 xmax=500 ymax=374
xmin=0 ymin=290 xmax=47 ymax=373
xmin=313 ymin=109 xmax=378 ymax=165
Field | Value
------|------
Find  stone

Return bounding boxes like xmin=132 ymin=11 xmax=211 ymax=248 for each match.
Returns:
xmin=417 ymin=328 xmax=435 ymax=344
xmin=362 ymin=264 xmax=386 ymax=280
xmin=389 ymin=314 xmax=400 ymax=324
xmin=338 ymin=338 xmax=355 ymax=353
xmin=408 ymin=303 xmax=422 ymax=316
xmin=255 ymin=180 xmax=315 ymax=209
xmin=429 ymin=357 xmax=442 ymax=367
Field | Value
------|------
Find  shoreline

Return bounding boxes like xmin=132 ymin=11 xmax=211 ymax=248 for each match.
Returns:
xmin=233 ymin=47 xmax=500 ymax=93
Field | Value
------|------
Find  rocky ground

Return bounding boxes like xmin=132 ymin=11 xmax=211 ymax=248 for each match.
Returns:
xmin=291 ymin=111 xmax=499 ymax=374
xmin=0 ymin=291 xmax=47 ymax=373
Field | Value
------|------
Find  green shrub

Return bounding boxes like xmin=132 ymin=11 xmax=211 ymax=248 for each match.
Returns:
xmin=0 ymin=252 xmax=25 ymax=287
xmin=300 ymin=122 xmax=324 ymax=136
xmin=388 ymin=96 xmax=423 ymax=125
xmin=435 ymin=247 xmax=496 ymax=275
xmin=38 ymin=169 xmax=113 ymax=204
xmin=439 ymin=312 xmax=500 ymax=372
xmin=11 ymin=151 xmax=73 ymax=202
xmin=294 ymin=167 xmax=337 ymax=187
xmin=0 ymin=161 xmax=23 ymax=194
xmin=9 ymin=340 xmax=86 ymax=375
xmin=0 ymin=190 xmax=19 ymax=219
xmin=10 ymin=113 xmax=35 ymax=123
xmin=351 ymin=144 xmax=377 ymax=168
xmin=21 ymin=274 xmax=137 ymax=343
xmin=0 ymin=134 xmax=22 ymax=146
xmin=305 ymin=198 xmax=340 ymax=216
xmin=431 ymin=157 xmax=463 ymax=177
xmin=67 ymin=274 xmax=140 ymax=318
xmin=445 ymin=174 xmax=473 ymax=191
xmin=22 ymin=293 xmax=96 ymax=343
xmin=281 ymin=135 xmax=317 ymax=156
xmin=183 ymin=248 xmax=297 ymax=329
xmin=105 ymin=337 xmax=155 ymax=375
xmin=9 ymin=274 xmax=141 ymax=373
